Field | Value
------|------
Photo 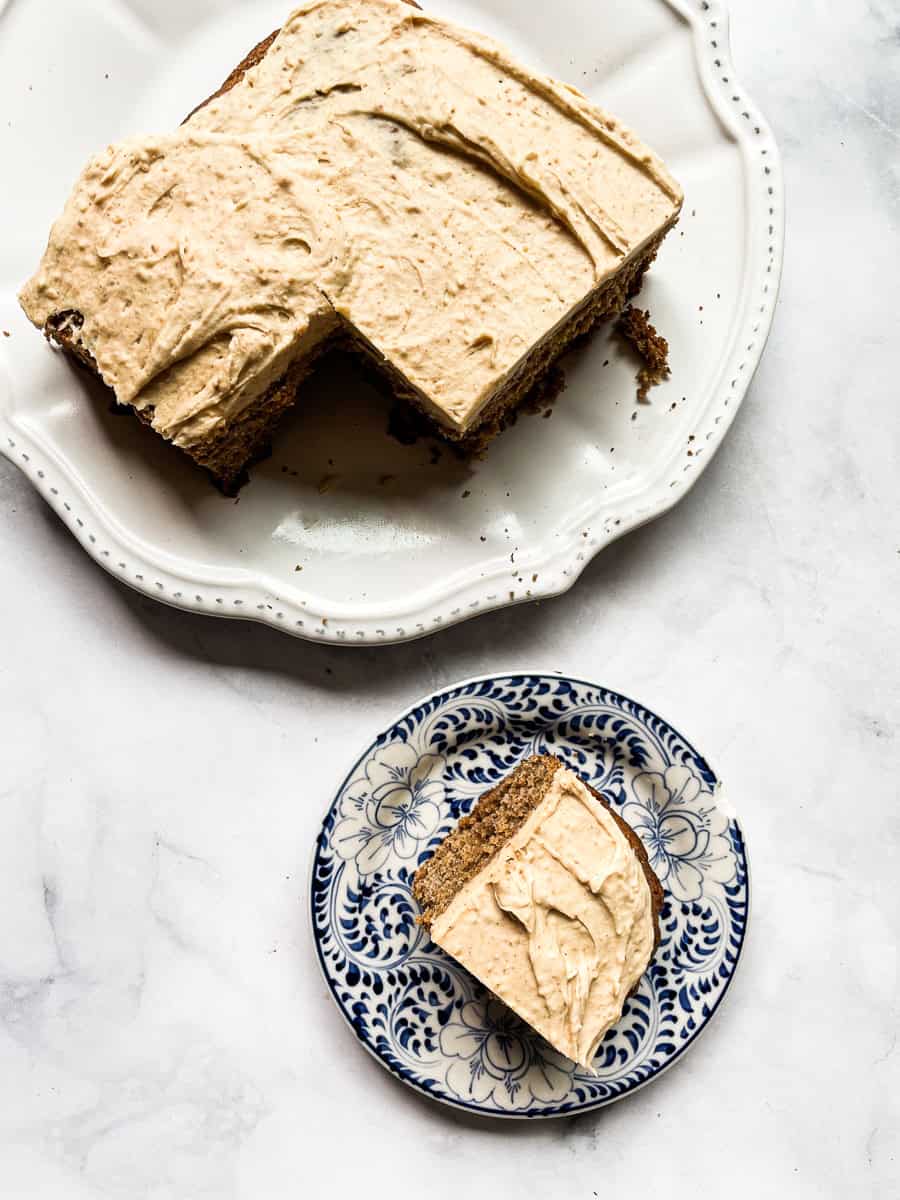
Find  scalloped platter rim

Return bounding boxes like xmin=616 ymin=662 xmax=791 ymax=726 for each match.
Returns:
xmin=0 ymin=0 xmax=783 ymax=644
xmin=309 ymin=672 xmax=750 ymax=1118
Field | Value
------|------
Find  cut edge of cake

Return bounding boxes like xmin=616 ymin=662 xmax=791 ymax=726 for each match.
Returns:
xmin=412 ymin=753 xmax=663 ymax=938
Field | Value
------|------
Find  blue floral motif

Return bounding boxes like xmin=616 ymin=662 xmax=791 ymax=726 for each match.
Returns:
xmin=310 ymin=674 xmax=750 ymax=1118
xmin=332 ymin=743 xmax=445 ymax=875
xmin=622 ymin=766 xmax=735 ymax=902
xmin=441 ymin=998 xmax=572 ymax=1107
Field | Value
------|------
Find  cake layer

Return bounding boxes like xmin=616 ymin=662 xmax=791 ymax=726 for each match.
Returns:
xmin=414 ymin=756 xmax=661 ymax=1069
xmin=20 ymin=0 xmax=682 ymax=466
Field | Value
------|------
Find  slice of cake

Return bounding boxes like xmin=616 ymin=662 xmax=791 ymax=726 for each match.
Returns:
xmin=19 ymin=0 xmax=682 ymax=489
xmin=413 ymin=755 xmax=663 ymax=1069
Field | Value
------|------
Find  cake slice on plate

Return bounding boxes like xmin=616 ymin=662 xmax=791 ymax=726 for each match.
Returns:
xmin=413 ymin=755 xmax=663 ymax=1069
xmin=19 ymin=0 xmax=682 ymax=489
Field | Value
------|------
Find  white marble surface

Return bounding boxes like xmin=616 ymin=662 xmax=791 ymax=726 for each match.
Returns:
xmin=0 ymin=0 xmax=898 ymax=1195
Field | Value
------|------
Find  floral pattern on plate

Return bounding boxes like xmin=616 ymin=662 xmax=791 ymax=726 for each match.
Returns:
xmin=332 ymin=744 xmax=446 ymax=875
xmin=310 ymin=674 xmax=749 ymax=1117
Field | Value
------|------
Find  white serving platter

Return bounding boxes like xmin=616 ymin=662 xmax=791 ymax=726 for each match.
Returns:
xmin=0 ymin=0 xmax=782 ymax=643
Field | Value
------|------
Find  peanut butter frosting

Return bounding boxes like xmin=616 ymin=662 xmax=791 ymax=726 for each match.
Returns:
xmin=19 ymin=0 xmax=682 ymax=448
xmin=430 ymin=766 xmax=655 ymax=1069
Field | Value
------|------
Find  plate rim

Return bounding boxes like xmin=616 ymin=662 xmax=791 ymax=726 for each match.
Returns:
xmin=308 ymin=669 xmax=752 ymax=1119
xmin=0 ymin=0 xmax=784 ymax=645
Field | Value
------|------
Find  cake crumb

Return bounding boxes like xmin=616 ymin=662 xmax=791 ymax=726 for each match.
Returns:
xmin=461 ymin=489 xmax=471 ymax=498
xmin=616 ymin=306 xmax=670 ymax=403
xmin=2 ymin=330 xmax=9 ymax=338
xmin=295 ymin=564 xmax=303 ymax=571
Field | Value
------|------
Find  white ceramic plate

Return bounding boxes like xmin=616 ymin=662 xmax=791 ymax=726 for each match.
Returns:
xmin=0 ymin=0 xmax=782 ymax=644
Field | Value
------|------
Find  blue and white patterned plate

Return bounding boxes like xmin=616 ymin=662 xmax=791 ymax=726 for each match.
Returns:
xmin=310 ymin=674 xmax=749 ymax=1118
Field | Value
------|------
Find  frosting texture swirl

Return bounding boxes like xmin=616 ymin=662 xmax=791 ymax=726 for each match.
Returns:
xmin=431 ymin=766 xmax=655 ymax=1068
xmin=20 ymin=0 xmax=681 ymax=445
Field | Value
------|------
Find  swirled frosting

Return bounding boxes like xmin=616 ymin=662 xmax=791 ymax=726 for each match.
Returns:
xmin=431 ymin=766 xmax=654 ymax=1069
xmin=19 ymin=0 xmax=681 ymax=447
